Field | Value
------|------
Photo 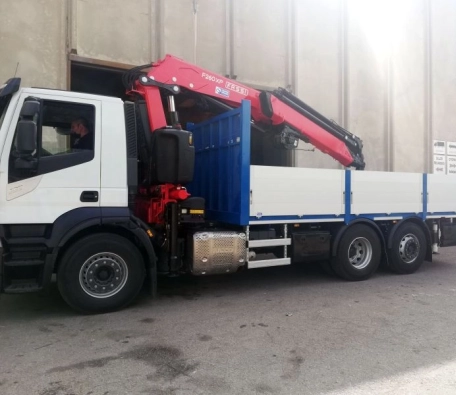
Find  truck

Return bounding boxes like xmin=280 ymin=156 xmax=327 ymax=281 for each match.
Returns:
xmin=1 ymin=54 xmax=455 ymax=313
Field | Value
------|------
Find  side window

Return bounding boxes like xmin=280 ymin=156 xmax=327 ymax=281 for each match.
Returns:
xmin=41 ymin=125 xmax=71 ymax=155
xmin=9 ymin=100 xmax=96 ymax=183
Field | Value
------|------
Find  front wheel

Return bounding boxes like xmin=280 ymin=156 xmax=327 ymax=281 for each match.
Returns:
xmin=331 ymin=224 xmax=382 ymax=281
xmin=57 ymin=233 xmax=146 ymax=314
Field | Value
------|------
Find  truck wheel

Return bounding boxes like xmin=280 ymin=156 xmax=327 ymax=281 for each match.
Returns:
xmin=57 ymin=233 xmax=145 ymax=314
xmin=388 ymin=223 xmax=426 ymax=274
xmin=331 ymin=224 xmax=381 ymax=281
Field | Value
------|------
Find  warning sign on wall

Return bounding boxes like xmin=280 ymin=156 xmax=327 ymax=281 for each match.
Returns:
xmin=447 ymin=141 xmax=456 ymax=156
xmin=434 ymin=154 xmax=446 ymax=174
xmin=447 ymin=156 xmax=456 ymax=175
xmin=433 ymin=140 xmax=446 ymax=155
xmin=434 ymin=140 xmax=446 ymax=155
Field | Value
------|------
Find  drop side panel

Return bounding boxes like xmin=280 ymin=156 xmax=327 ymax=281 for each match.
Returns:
xmin=250 ymin=166 xmax=345 ymax=219
xmin=427 ymin=174 xmax=456 ymax=214
xmin=351 ymin=171 xmax=422 ymax=216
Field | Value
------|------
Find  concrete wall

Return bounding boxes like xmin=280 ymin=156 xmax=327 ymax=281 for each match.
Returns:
xmin=1 ymin=0 xmax=455 ymax=173
xmin=390 ymin=1 xmax=427 ymax=173
xmin=74 ymin=0 xmax=153 ymax=65
xmin=294 ymin=0 xmax=342 ymax=169
xmin=432 ymin=0 xmax=456 ymax=162
xmin=0 ymin=0 xmax=67 ymax=89
xmin=346 ymin=1 xmax=387 ymax=171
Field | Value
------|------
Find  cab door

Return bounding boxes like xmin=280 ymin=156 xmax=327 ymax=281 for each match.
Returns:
xmin=0 ymin=92 xmax=101 ymax=225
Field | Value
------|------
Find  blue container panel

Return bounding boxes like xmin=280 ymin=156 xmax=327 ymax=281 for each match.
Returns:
xmin=187 ymin=101 xmax=251 ymax=226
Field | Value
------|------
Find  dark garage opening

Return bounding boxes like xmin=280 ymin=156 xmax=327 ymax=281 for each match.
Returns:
xmin=70 ymin=61 xmax=127 ymax=100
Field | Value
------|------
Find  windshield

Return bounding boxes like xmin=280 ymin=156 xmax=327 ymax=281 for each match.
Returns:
xmin=0 ymin=96 xmax=11 ymax=129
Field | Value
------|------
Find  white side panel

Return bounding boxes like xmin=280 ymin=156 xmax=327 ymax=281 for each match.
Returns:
xmin=100 ymin=101 xmax=128 ymax=207
xmin=250 ymin=166 xmax=344 ymax=218
xmin=351 ymin=171 xmax=422 ymax=215
xmin=427 ymin=174 xmax=456 ymax=213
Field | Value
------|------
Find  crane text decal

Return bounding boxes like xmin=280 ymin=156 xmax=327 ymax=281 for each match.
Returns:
xmin=225 ymin=82 xmax=249 ymax=96
xmin=215 ymin=86 xmax=230 ymax=98
xmin=202 ymin=72 xmax=224 ymax=85
xmin=201 ymin=72 xmax=249 ymax=96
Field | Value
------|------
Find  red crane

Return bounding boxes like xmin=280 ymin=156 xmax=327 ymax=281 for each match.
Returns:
xmin=126 ymin=54 xmax=365 ymax=170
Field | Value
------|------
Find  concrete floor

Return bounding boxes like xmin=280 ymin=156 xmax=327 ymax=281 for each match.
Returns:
xmin=2 ymin=249 xmax=456 ymax=395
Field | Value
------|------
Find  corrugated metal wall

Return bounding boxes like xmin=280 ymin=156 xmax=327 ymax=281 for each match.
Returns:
xmin=1 ymin=0 xmax=456 ymax=173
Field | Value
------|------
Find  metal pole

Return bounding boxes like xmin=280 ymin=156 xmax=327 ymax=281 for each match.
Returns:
xmin=339 ymin=0 xmax=349 ymax=131
xmin=193 ymin=0 xmax=198 ymax=63
xmin=287 ymin=0 xmax=297 ymax=167
xmin=424 ymin=0 xmax=433 ymax=174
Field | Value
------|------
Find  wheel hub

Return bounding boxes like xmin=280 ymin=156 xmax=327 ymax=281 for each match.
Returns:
xmin=79 ymin=252 xmax=128 ymax=298
xmin=399 ymin=234 xmax=419 ymax=264
xmin=348 ymin=237 xmax=373 ymax=270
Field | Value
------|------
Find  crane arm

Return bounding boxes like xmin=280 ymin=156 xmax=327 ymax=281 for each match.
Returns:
xmin=129 ymin=54 xmax=365 ymax=170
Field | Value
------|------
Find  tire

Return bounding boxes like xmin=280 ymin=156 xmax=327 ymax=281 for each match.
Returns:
xmin=388 ymin=222 xmax=426 ymax=274
xmin=57 ymin=233 xmax=146 ymax=314
xmin=331 ymin=224 xmax=381 ymax=281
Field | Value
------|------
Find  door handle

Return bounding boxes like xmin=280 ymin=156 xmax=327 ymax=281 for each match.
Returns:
xmin=80 ymin=191 xmax=99 ymax=202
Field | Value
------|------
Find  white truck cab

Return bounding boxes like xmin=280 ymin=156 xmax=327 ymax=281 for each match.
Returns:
xmin=0 ymin=80 xmax=129 ymax=222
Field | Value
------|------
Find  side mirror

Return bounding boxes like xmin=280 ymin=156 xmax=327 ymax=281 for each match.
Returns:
xmin=15 ymin=97 xmax=40 ymax=155
xmin=14 ymin=120 xmax=38 ymax=170
xmin=13 ymin=99 xmax=40 ymax=171
xmin=16 ymin=120 xmax=37 ymax=154
xmin=20 ymin=99 xmax=40 ymax=117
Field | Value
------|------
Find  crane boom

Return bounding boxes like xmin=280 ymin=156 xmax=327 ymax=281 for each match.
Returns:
xmin=128 ymin=54 xmax=365 ymax=170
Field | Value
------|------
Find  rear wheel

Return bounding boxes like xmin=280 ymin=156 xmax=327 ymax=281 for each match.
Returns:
xmin=388 ymin=222 xmax=426 ymax=274
xmin=57 ymin=233 xmax=146 ymax=314
xmin=331 ymin=224 xmax=381 ymax=281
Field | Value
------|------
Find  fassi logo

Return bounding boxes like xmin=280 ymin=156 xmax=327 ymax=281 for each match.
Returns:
xmin=225 ymin=82 xmax=249 ymax=96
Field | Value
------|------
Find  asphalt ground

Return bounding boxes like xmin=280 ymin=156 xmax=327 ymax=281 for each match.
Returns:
xmin=2 ymin=248 xmax=456 ymax=395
